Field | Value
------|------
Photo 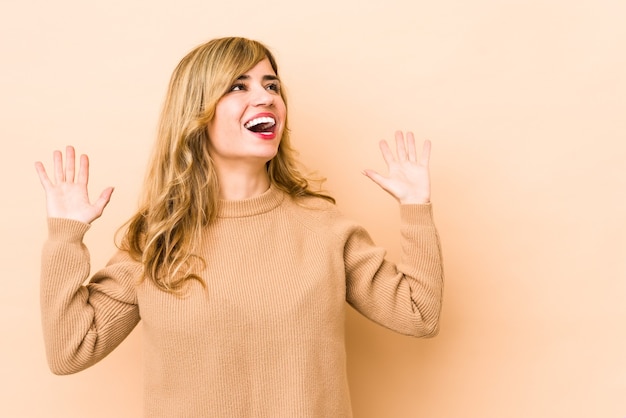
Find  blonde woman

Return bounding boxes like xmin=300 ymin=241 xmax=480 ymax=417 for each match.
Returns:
xmin=35 ymin=37 xmax=444 ymax=417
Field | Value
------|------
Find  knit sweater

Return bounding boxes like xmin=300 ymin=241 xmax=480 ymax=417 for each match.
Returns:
xmin=40 ymin=185 xmax=444 ymax=417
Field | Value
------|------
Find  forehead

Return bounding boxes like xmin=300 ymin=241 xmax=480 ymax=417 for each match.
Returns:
xmin=239 ymin=58 xmax=277 ymax=78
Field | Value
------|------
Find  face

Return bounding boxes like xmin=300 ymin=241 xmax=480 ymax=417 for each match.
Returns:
xmin=207 ymin=58 xmax=287 ymax=170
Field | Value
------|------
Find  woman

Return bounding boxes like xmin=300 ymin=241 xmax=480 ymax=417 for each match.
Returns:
xmin=35 ymin=37 xmax=443 ymax=417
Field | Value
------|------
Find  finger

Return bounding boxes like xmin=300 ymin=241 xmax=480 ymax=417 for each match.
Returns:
xmin=77 ymin=154 xmax=89 ymax=185
xmin=378 ymin=140 xmax=396 ymax=166
xmin=406 ymin=132 xmax=417 ymax=162
xmin=93 ymin=187 xmax=115 ymax=215
xmin=362 ymin=170 xmax=397 ymax=201
xmin=53 ymin=150 xmax=64 ymax=183
xmin=362 ymin=169 xmax=387 ymax=188
xmin=420 ymin=139 xmax=432 ymax=166
xmin=34 ymin=161 xmax=52 ymax=189
xmin=395 ymin=131 xmax=408 ymax=161
xmin=65 ymin=146 xmax=76 ymax=183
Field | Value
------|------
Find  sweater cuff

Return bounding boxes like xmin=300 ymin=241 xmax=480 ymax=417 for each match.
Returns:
xmin=47 ymin=218 xmax=91 ymax=242
xmin=399 ymin=203 xmax=434 ymax=226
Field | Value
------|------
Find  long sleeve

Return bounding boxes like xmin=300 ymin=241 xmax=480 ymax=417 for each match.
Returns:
xmin=40 ymin=218 xmax=141 ymax=375
xmin=344 ymin=204 xmax=444 ymax=337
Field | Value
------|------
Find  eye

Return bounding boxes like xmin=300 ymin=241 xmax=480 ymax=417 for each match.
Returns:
xmin=229 ymin=83 xmax=246 ymax=92
xmin=265 ymin=82 xmax=280 ymax=93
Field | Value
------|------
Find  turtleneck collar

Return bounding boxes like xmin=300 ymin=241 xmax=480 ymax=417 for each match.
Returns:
xmin=216 ymin=184 xmax=285 ymax=218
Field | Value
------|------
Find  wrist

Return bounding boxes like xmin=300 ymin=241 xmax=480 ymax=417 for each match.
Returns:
xmin=399 ymin=195 xmax=430 ymax=205
xmin=400 ymin=199 xmax=430 ymax=205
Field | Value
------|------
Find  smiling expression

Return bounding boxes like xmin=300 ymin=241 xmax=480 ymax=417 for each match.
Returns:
xmin=207 ymin=58 xmax=287 ymax=170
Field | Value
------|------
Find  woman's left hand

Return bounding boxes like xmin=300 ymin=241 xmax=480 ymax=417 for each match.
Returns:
xmin=363 ymin=131 xmax=431 ymax=204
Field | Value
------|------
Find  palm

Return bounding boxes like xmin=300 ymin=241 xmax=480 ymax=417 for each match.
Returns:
xmin=35 ymin=146 xmax=113 ymax=224
xmin=363 ymin=131 xmax=431 ymax=204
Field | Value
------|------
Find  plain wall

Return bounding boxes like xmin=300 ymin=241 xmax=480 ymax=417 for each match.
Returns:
xmin=1 ymin=0 xmax=625 ymax=416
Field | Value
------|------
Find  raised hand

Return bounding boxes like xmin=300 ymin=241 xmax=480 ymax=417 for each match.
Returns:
xmin=363 ymin=131 xmax=431 ymax=204
xmin=35 ymin=146 xmax=114 ymax=224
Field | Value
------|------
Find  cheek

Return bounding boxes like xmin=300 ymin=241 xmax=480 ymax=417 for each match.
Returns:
xmin=277 ymin=101 xmax=287 ymax=124
xmin=277 ymin=96 xmax=287 ymax=113
xmin=214 ymin=98 xmax=244 ymax=124
xmin=209 ymin=109 xmax=240 ymax=138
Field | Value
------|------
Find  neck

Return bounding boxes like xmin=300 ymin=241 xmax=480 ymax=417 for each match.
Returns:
xmin=215 ymin=165 xmax=271 ymax=200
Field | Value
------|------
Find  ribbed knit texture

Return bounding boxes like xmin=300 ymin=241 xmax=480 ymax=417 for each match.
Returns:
xmin=40 ymin=185 xmax=444 ymax=417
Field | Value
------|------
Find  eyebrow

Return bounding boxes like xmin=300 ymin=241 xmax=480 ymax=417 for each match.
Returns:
xmin=236 ymin=74 xmax=280 ymax=82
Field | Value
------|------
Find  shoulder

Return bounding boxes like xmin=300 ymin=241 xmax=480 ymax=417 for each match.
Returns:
xmin=283 ymin=193 xmax=339 ymax=219
xmin=281 ymin=194 xmax=362 ymax=238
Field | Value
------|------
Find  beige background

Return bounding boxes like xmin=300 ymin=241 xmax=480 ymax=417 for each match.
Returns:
xmin=1 ymin=0 xmax=625 ymax=416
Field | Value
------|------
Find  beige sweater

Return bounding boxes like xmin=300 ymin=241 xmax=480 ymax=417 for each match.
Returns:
xmin=40 ymin=185 xmax=444 ymax=417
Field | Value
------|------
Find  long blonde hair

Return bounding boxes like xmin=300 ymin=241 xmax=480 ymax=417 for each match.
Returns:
xmin=119 ymin=37 xmax=334 ymax=294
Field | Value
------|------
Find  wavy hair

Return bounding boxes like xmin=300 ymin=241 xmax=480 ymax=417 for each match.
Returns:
xmin=119 ymin=37 xmax=334 ymax=294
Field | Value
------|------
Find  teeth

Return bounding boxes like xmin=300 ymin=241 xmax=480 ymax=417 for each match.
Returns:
xmin=244 ymin=116 xmax=275 ymax=129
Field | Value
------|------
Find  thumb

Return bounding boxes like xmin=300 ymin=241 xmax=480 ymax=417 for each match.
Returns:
xmin=93 ymin=187 xmax=115 ymax=214
xmin=362 ymin=169 xmax=392 ymax=192
xmin=362 ymin=169 xmax=402 ymax=202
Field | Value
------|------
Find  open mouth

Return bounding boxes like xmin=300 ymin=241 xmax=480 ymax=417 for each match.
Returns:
xmin=244 ymin=116 xmax=276 ymax=134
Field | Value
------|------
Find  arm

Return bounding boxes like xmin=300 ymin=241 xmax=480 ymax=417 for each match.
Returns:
xmin=344 ymin=205 xmax=443 ymax=337
xmin=41 ymin=222 xmax=141 ymax=374
xmin=346 ymin=131 xmax=443 ymax=336
xmin=36 ymin=147 xmax=140 ymax=374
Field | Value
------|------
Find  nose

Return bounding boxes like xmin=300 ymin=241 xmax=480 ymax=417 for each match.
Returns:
xmin=251 ymin=85 xmax=274 ymax=107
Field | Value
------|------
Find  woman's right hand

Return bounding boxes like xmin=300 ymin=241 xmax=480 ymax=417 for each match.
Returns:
xmin=35 ymin=146 xmax=114 ymax=224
